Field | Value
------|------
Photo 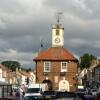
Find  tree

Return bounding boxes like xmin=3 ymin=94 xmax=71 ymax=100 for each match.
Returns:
xmin=1 ymin=61 xmax=21 ymax=71
xmin=79 ymin=53 xmax=96 ymax=70
xmin=26 ymin=68 xmax=32 ymax=72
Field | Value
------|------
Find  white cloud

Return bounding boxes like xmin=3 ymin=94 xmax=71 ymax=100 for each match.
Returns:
xmin=67 ymin=38 xmax=87 ymax=47
xmin=0 ymin=49 xmax=38 ymax=68
xmin=0 ymin=0 xmax=100 ymax=68
xmin=92 ymin=41 xmax=100 ymax=49
xmin=0 ymin=19 xmax=6 ymax=29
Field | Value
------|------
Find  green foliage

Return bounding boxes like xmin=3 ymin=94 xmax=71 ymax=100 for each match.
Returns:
xmin=26 ymin=68 xmax=32 ymax=72
xmin=79 ymin=53 xmax=96 ymax=70
xmin=21 ymin=67 xmax=27 ymax=71
xmin=1 ymin=61 xmax=21 ymax=71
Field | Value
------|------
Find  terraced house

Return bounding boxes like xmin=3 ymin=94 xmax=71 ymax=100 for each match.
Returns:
xmin=34 ymin=21 xmax=78 ymax=91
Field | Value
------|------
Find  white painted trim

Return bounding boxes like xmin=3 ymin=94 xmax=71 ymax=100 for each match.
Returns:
xmin=61 ymin=62 xmax=68 ymax=72
xmin=44 ymin=61 xmax=51 ymax=72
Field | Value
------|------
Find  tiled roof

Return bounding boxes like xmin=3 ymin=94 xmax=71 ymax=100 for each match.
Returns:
xmin=34 ymin=47 xmax=77 ymax=61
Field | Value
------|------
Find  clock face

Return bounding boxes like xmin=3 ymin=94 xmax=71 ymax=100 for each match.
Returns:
xmin=55 ymin=37 xmax=60 ymax=43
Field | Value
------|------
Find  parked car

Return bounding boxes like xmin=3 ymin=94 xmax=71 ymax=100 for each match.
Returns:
xmin=84 ymin=94 xmax=94 ymax=100
xmin=24 ymin=95 xmax=44 ymax=100
xmin=42 ymin=90 xmax=56 ymax=99
xmin=76 ymin=92 xmax=85 ymax=100
xmin=25 ymin=83 xmax=48 ymax=97
xmin=55 ymin=91 xmax=79 ymax=100
xmin=91 ymin=89 xmax=98 ymax=96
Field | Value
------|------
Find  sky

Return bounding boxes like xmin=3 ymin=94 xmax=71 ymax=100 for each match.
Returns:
xmin=0 ymin=0 xmax=100 ymax=69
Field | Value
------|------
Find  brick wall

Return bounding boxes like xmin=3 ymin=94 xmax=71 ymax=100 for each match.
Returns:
xmin=36 ymin=60 xmax=77 ymax=91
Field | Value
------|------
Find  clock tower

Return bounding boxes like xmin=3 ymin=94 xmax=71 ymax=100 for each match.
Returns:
xmin=52 ymin=23 xmax=64 ymax=47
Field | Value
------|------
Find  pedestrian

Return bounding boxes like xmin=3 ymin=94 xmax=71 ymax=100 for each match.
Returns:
xmin=14 ymin=90 xmax=20 ymax=100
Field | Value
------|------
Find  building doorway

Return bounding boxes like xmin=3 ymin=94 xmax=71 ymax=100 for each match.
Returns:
xmin=59 ymin=79 xmax=69 ymax=91
xmin=43 ymin=80 xmax=52 ymax=90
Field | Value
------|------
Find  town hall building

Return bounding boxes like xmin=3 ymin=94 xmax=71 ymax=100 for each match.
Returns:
xmin=34 ymin=21 xmax=78 ymax=91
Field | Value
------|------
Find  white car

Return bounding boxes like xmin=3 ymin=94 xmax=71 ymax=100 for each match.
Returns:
xmin=91 ymin=89 xmax=98 ymax=95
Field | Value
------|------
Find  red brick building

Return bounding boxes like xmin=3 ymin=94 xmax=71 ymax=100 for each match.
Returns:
xmin=34 ymin=22 xmax=78 ymax=91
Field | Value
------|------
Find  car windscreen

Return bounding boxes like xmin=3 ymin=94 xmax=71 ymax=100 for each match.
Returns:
xmin=24 ymin=96 xmax=34 ymax=100
xmin=43 ymin=91 xmax=55 ymax=95
xmin=56 ymin=92 xmax=77 ymax=98
xmin=26 ymin=88 xmax=40 ymax=93
xmin=92 ymin=89 xmax=97 ymax=92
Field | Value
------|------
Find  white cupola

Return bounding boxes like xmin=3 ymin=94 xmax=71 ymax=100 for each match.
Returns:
xmin=52 ymin=23 xmax=64 ymax=47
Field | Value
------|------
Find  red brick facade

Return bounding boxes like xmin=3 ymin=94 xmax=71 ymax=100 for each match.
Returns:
xmin=34 ymin=47 xmax=78 ymax=91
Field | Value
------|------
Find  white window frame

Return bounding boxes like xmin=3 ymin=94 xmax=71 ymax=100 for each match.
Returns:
xmin=44 ymin=61 xmax=51 ymax=72
xmin=61 ymin=62 xmax=67 ymax=72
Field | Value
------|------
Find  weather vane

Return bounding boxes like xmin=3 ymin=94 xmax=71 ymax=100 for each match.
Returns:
xmin=56 ymin=12 xmax=63 ymax=24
